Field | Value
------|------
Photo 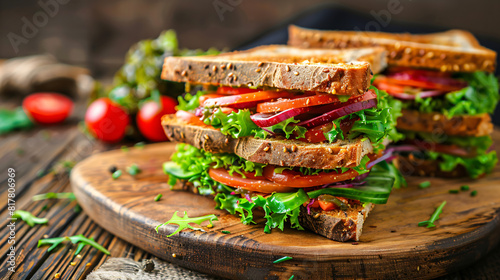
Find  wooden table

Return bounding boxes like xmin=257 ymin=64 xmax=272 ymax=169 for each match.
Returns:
xmin=1 ymin=104 xmax=499 ymax=279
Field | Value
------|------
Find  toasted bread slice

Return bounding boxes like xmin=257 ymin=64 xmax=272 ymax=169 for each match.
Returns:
xmin=396 ymin=109 xmax=493 ymax=137
xmin=288 ymin=25 xmax=496 ymax=73
xmin=172 ymin=179 xmax=373 ymax=242
xmin=395 ymin=154 xmax=466 ymax=178
xmin=162 ymin=114 xmax=373 ymax=169
xmin=162 ymin=45 xmax=387 ymax=96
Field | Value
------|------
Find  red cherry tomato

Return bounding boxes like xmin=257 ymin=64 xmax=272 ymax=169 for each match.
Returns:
xmin=85 ymin=98 xmax=130 ymax=143
xmin=137 ymin=96 xmax=177 ymax=142
xmin=22 ymin=93 xmax=74 ymax=124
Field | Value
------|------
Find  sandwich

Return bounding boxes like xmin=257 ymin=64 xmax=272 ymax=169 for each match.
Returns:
xmin=289 ymin=26 xmax=499 ymax=178
xmin=160 ymin=45 xmax=404 ymax=241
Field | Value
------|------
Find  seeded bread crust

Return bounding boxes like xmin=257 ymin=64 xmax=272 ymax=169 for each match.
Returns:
xmin=288 ymin=25 xmax=497 ymax=73
xmin=161 ymin=114 xmax=373 ymax=169
xmin=397 ymin=109 xmax=493 ymax=137
xmin=161 ymin=45 xmax=385 ymax=96
xmin=171 ymin=179 xmax=373 ymax=242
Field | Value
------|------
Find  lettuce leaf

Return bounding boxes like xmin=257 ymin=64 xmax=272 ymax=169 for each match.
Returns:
xmin=177 ymin=90 xmax=206 ymax=112
xmin=427 ymin=150 xmax=498 ymax=179
xmin=403 ymin=131 xmax=493 ymax=154
xmin=267 ymin=117 xmax=307 ymax=139
xmin=406 ymin=72 xmax=499 ymax=118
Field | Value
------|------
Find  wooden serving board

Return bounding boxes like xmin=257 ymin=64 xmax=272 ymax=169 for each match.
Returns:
xmin=71 ymin=131 xmax=500 ymax=280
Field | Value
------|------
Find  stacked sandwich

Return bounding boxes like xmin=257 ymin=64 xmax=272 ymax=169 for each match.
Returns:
xmin=289 ymin=26 xmax=499 ymax=178
xmin=160 ymin=45 xmax=404 ymax=241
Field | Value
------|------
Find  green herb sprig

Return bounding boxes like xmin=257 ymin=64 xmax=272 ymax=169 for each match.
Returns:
xmin=155 ymin=211 xmax=218 ymax=237
xmin=418 ymin=201 xmax=447 ymax=228
xmin=12 ymin=210 xmax=48 ymax=227
xmin=38 ymin=234 xmax=110 ymax=255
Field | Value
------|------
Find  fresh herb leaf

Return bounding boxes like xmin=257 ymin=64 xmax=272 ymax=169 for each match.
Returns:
xmin=38 ymin=234 xmax=110 ymax=255
xmin=155 ymin=211 xmax=218 ymax=237
xmin=449 ymin=189 xmax=459 ymax=194
xmin=154 ymin=194 xmax=163 ymax=201
xmin=460 ymin=185 xmax=470 ymax=191
xmin=221 ymin=230 xmax=231 ymax=234
xmin=112 ymin=170 xmax=122 ymax=179
xmin=0 ymin=107 xmax=34 ymax=135
xmin=177 ymin=90 xmax=207 ymax=112
xmin=471 ymin=190 xmax=478 ymax=197
xmin=418 ymin=201 xmax=446 ymax=228
xmin=127 ymin=163 xmax=141 ymax=176
xmin=134 ymin=142 xmax=146 ymax=149
xmin=273 ymin=256 xmax=293 ymax=263
xmin=12 ymin=210 xmax=48 ymax=227
xmin=33 ymin=192 xmax=76 ymax=201
xmin=121 ymin=146 xmax=129 ymax=152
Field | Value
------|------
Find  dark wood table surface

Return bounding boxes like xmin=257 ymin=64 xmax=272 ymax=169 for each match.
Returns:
xmin=1 ymin=101 xmax=499 ymax=280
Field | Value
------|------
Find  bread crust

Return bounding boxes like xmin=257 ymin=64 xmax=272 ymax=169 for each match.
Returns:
xmin=395 ymin=154 xmax=467 ymax=178
xmin=397 ymin=109 xmax=493 ymax=137
xmin=288 ymin=25 xmax=497 ymax=73
xmin=161 ymin=45 xmax=381 ymax=96
xmin=162 ymin=114 xmax=373 ymax=169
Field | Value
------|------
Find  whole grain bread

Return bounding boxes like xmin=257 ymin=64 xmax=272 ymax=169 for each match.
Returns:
xmin=171 ymin=179 xmax=373 ymax=242
xmin=161 ymin=45 xmax=387 ymax=96
xmin=397 ymin=109 xmax=493 ymax=137
xmin=288 ymin=25 xmax=497 ymax=73
xmin=162 ymin=114 xmax=373 ymax=169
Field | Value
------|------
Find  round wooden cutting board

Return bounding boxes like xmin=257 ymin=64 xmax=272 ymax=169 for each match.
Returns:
xmin=71 ymin=131 xmax=500 ymax=280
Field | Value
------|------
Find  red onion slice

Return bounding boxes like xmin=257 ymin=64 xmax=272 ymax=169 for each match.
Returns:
xmin=250 ymin=106 xmax=313 ymax=127
xmin=388 ymin=90 xmax=446 ymax=100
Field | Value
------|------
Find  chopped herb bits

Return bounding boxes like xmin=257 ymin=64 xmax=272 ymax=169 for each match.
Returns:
xmin=471 ymin=190 xmax=478 ymax=197
xmin=418 ymin=201 xmax=446 ymax=228
xmin=460 ymin=185 xmax=470 ymax=191
xmin=221 ymin=230 xmax=230 ymax=234
xmin=127 ymin=163 xmax=141 ymax=176
xmin=418 ymin=181 xmax=431 ymax=189
xmin=154 ymin=194 xmax=163 ymax=201
xmin=135 ymin=142 xmax=146 ymax=149
xmin=273 ymin=256 xmax=293 ymax=264
xmin=112 ymin=170 xmax=122 ymax=180
xmin=448 ymin=189 xmax=459 ymax=194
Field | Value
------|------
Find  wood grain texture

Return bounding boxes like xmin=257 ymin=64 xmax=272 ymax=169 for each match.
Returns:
xmin=70 ymin=129 xmax=500 ymax=280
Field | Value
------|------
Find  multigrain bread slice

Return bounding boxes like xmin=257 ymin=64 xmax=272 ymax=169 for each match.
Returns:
xmin=162 ymin=114 xmax=373 ymax=169
xmin=396 ymin=109 xmax=493 ymax=137
xmin=288 ymin=25 xmax=496 ymax=73
xmin=172 ymin=179 xmax=373 ymax=242
xmin=162 ymin=45 xmax=387 ymax=96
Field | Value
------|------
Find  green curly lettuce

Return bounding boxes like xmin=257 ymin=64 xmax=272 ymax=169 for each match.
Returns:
xmin=427 ymin=151 xmax=497 ymax=179
xmin=406 ymin=72 xmax=499 ymax=118
xmin=177 ymin=90 xmax=207 ymax=111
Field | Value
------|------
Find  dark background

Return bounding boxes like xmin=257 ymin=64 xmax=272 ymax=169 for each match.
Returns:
xmin=1 ymin=0 xmax=499 ymax=123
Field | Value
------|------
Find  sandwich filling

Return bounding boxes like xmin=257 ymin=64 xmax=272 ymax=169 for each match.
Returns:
xmin=373 ymin=67 xmax=499 ymax=178
xmin=163 ymin=85 xmax=403 ymax=236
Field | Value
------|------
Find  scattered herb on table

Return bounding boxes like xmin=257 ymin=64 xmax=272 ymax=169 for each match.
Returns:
xmin=448 ymin=189 xmax=459 ymax=194
xmin=38 ymin=234 xmax=110 ymax=255
xmin=155 ymin=211 xmax=218 ymax=237
xmin=273 ymin=256 xmax=293 ymax=264
xmin=12 ymin=210 xmax=48 ymax=227
xmin=33 ymin=192 xmax=76 ymax=201
xmin=127 ymin=163 xmax=141 ymax=176
xmin=121 ymin=146 xmax=129 ymax=152
xmin=135 ymin=142 xmax=146 ymax=149
xmin=461 ymin=185 xmax=470 ymax=191
xmin=221 ymin=230 xmax=230 ymax=234
xmin=418 ymin=181 xmax=431 ymax=189
xmin=154 ymin=194 xmax=163 ymax=201
xmin=112 ymin=170 xmax=122 ymax=179
xmin=60 ymin=160 xmax=76 ymax=173
xmin=0 ymin=107 xmax=34 ymax=135
xmin=289 ymin=275 xmax=295 ymax=280
xmin=471 ymin=190 xmax=478 ymax=197
xmin=418 ymin=201 xmax=447 ymax=228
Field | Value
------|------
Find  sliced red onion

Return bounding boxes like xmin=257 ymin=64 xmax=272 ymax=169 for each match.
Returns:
xmin=388 ymin=72 xmax=467 ymax=88
xmin=245 ymin=194 xmax=252 ymax=203
xmin=389 ymin=90 xmax=446 ymax=100
xmin=230 ymin=191 xmax=236 ymax=195
xmin=367 ymin=152 xmax=395 ymax=169
xmin=306 ymin=198 xmax=317 ymax=214
xmin=194 ymin=107 xmax=204 ymax=117
xmin=297 ymin=99 xmax=377 ymax=128
xmin=250 ymin=106 xmax=313 ymax=127
xmin=385 ymin=145 xmax=421 ymax=154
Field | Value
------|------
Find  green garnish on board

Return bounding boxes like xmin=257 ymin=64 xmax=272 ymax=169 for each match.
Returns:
xmin=155 ymin=211 xmax=218 ymax=237
xmin=418 ymin=201 xmax=447 ymax=228
xmin=418 ymin=181 xmax=431 ymax=189
xmin=273 ymin=256 xmax=293 ymax=264
xmin=38 ymin=234 xmax=110 ymax=255
xmin=12 ymin=210 xmax=48 ymax=227
xmin=154 ymin=194 xmax=163 ymax=201
xmin=32 ymin=192 xmax=76 ymax=201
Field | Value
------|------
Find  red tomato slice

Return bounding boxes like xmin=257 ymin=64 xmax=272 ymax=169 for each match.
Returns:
xmin=262 ymin=166 xmax=359 ymax=188
xmin=318 ymin=200 xmax=336 ymax=211
xmin=209 ymin=168 xmax=294 ymax=193
xmin=202 ymin=91 xmax=294 ymax=108
xmin=199 ymin=94 xmax=225 ymax=105
xmin=175 ymin=110 xmax=205 ymax=126
xmin=372 ymin=79 xmax=407 ymax=94
xmin=375 ymin=77 xmax=462 ymax=92
xmin=216 ymin=86 xmax=259 ymax=95
xmin=22 ymin=93 xmax=73 ymax=124
xmin=257 ymin=93 xmax=344 ymax=113
xmin=137 ymin=96 xmax=177 ymax=142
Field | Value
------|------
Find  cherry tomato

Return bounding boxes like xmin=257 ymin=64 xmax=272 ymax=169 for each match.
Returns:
xmin=202 ymin=91 xmax=294 ymax=108
xmin=208 ymin=168 xmax=294 ymax=193
xmin=263 ymin=166 xmax=359 ymax=188
xmin=85 ymin=98 xmax=129 ymax=143
xmin=216 ymin=86 xmax=259 ymax=95
xmin=137 ymin=96 xmax=177 ymax=142
xmin=22 ymin=93 xmax=73 ymax=124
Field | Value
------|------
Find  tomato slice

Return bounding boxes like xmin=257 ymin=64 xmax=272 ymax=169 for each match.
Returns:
xmin=262 ymin=166 xmax=359 ymax=188
xmin=208 ymin=168 xmax=294 ymax=193
xmin=202 ymin=91 xmax=294 ymax=108
xmin=372 ymin=79 xmax=407 ymax=94
xmin=375 ymin=77 xmax=462 ymax=92
xmin=216 ymin=87 xmax=259 ymax=95
xmin=257 ymin=93 xmax=346 ymax=113
xmin=199 ymin=94 xmax=225 ymax=105
xmin=175 ymin=110 xmax=205 ymax=126
xmin=23 ymin=93 xmax=74 ymax=124
xmin=318 ymin=200 xmax=336 ymax=211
